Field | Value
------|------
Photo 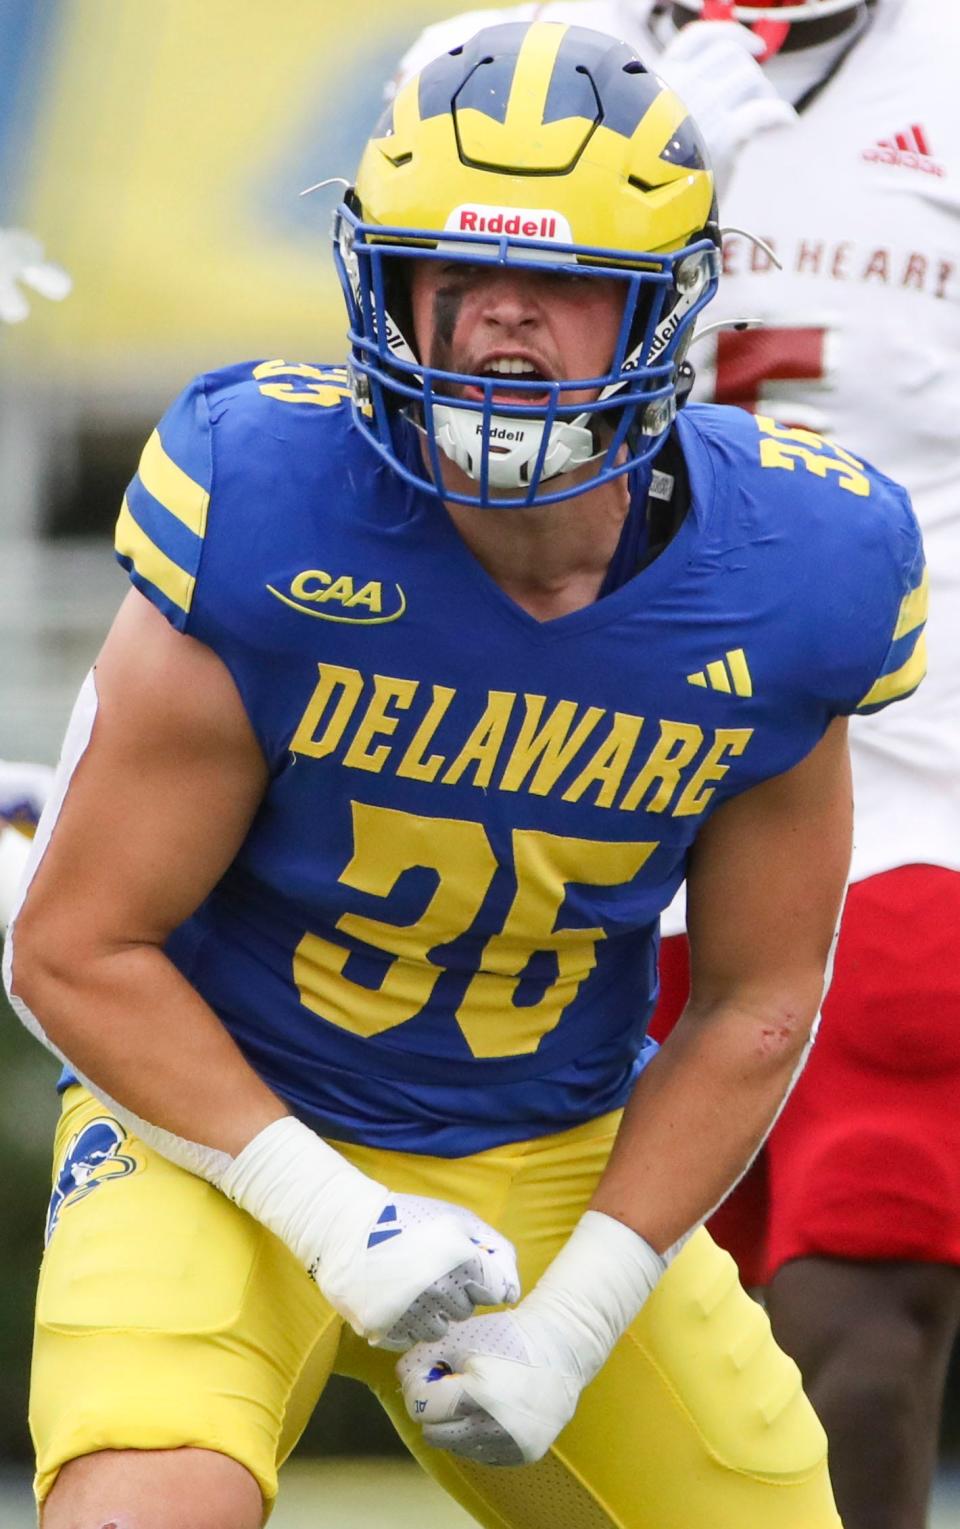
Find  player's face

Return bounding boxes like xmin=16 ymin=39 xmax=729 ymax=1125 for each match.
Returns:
xmin=408 ymin=260 xmax=627 ymax=408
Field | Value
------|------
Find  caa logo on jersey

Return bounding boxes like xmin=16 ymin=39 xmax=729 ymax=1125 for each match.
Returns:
xmin=444 ymin=204 xmax=573 ymax=242
xmin=45 ymin=1116 xmax=140 ymax=1245
xmin=267 ymin=570 xmax=407 ymax=624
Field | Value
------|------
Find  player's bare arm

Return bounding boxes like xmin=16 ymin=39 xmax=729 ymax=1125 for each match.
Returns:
xmin=593 ymin=712 xmax=852 ymax=1251
xmin=9 ymin=589 xmax=520 ymax=1347
xmin=10 ymin=587 xmax=280 ymax=1153
xmin=399 ymin=719 xmax=853 ymax=1464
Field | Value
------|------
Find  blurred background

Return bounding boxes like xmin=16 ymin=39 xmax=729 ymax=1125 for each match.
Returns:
xmin=0 ymin=1 xmax=958 ymax=1524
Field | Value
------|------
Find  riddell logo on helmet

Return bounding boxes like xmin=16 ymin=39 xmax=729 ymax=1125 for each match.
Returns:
xmin=446 ymin=204 xmax=573 ymax=242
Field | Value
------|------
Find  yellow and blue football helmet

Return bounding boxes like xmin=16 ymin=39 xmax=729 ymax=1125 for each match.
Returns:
xmin=333 ymin=21 xmax=720 ymax=508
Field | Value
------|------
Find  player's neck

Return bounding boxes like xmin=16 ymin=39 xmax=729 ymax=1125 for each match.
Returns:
xmin=444 ymin=475 xmax=632 ymax=622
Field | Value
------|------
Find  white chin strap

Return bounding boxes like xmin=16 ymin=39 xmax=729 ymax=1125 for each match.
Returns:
xmin=432 ymin=406 xmax=597 ymax=491
xmin=672 ymin=0 xmax=861 ymax=19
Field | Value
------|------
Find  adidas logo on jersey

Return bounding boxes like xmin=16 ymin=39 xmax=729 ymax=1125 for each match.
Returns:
xmin=863 ymin=125 xmax=945 ymax=178
xmin=687 ymin=649 xmax=753 ymax=697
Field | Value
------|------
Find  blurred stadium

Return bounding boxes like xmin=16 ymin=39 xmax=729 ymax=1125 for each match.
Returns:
xmin=0 ymin=1 xmax=957 ymax=1523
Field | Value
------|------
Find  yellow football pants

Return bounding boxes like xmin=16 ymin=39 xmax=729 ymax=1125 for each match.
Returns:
xmin=31 ymin=1087 xmax=841 ymax=1527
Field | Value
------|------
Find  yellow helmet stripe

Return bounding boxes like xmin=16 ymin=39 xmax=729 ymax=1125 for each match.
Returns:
xmin=506 ymin=24 xmax=567 ymax=137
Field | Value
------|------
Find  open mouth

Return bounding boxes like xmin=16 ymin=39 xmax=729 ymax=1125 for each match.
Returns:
xmin=463 ymin=357 xmax=553 ymax=407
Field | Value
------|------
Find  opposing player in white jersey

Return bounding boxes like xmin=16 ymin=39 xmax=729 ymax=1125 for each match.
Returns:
xmin=398 ymin=5 xmax=959 ymax=1528
xmin=668 ymin=13 xmax=960 ymax=1529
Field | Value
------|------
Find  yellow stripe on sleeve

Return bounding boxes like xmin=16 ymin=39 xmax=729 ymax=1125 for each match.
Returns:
xmin=116 ymin=497 xmax=196 ymax=614
xmin=137 ymin=429 xmax=210 ymax=538
xmin=857 ymin=632 xmax=927 ymax=710
xmin=893 ymin=567 xmax=928 ymax=640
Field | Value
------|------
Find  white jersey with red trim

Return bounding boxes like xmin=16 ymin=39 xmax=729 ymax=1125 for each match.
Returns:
xmin=690 ymin=0 xmax=960 ymax=884
xmin=396 ymin=0 xmax=958 ymax=890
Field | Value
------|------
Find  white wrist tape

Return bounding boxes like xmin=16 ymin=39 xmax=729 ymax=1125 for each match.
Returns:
xmin=218 ymin=1116 xmax=522 ymax=1345
xmin=520 ymin=1210 xmax=667 ymax=1384
xmin=218 ymin=1115 xmax=385 ymax=1279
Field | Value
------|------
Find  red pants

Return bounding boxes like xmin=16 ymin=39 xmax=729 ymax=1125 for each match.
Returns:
xmin=651 ymin=865 xmax=960 ymax=1284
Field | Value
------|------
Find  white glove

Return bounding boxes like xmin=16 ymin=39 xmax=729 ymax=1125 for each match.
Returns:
xmin=398 ymin=1305 xmax=582 ymax=1466
xmin=0 ymin=759 xmax=55 ymax=831
xmin=219 ymin=1117 xmax=520 ymax=1348
xmin=399 ymin=1210 xmax=667 ymax=1465
xmin=0 ymin=229 xmax=72 ymax=324
xmin=656 ymin=21 xmax=796 ymax=196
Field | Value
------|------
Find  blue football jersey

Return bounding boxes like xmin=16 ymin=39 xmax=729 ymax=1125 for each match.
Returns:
xmin=111 ymin=359 xmax=926 ymax=1154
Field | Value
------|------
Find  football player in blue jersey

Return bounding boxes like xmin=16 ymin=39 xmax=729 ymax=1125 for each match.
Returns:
xmin=4 ymin=22 xmax=925 ymax=1529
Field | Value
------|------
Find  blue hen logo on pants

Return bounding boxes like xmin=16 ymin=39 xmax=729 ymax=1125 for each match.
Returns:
xmin=45 ymin=1116 xmax=140 ymax=1245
